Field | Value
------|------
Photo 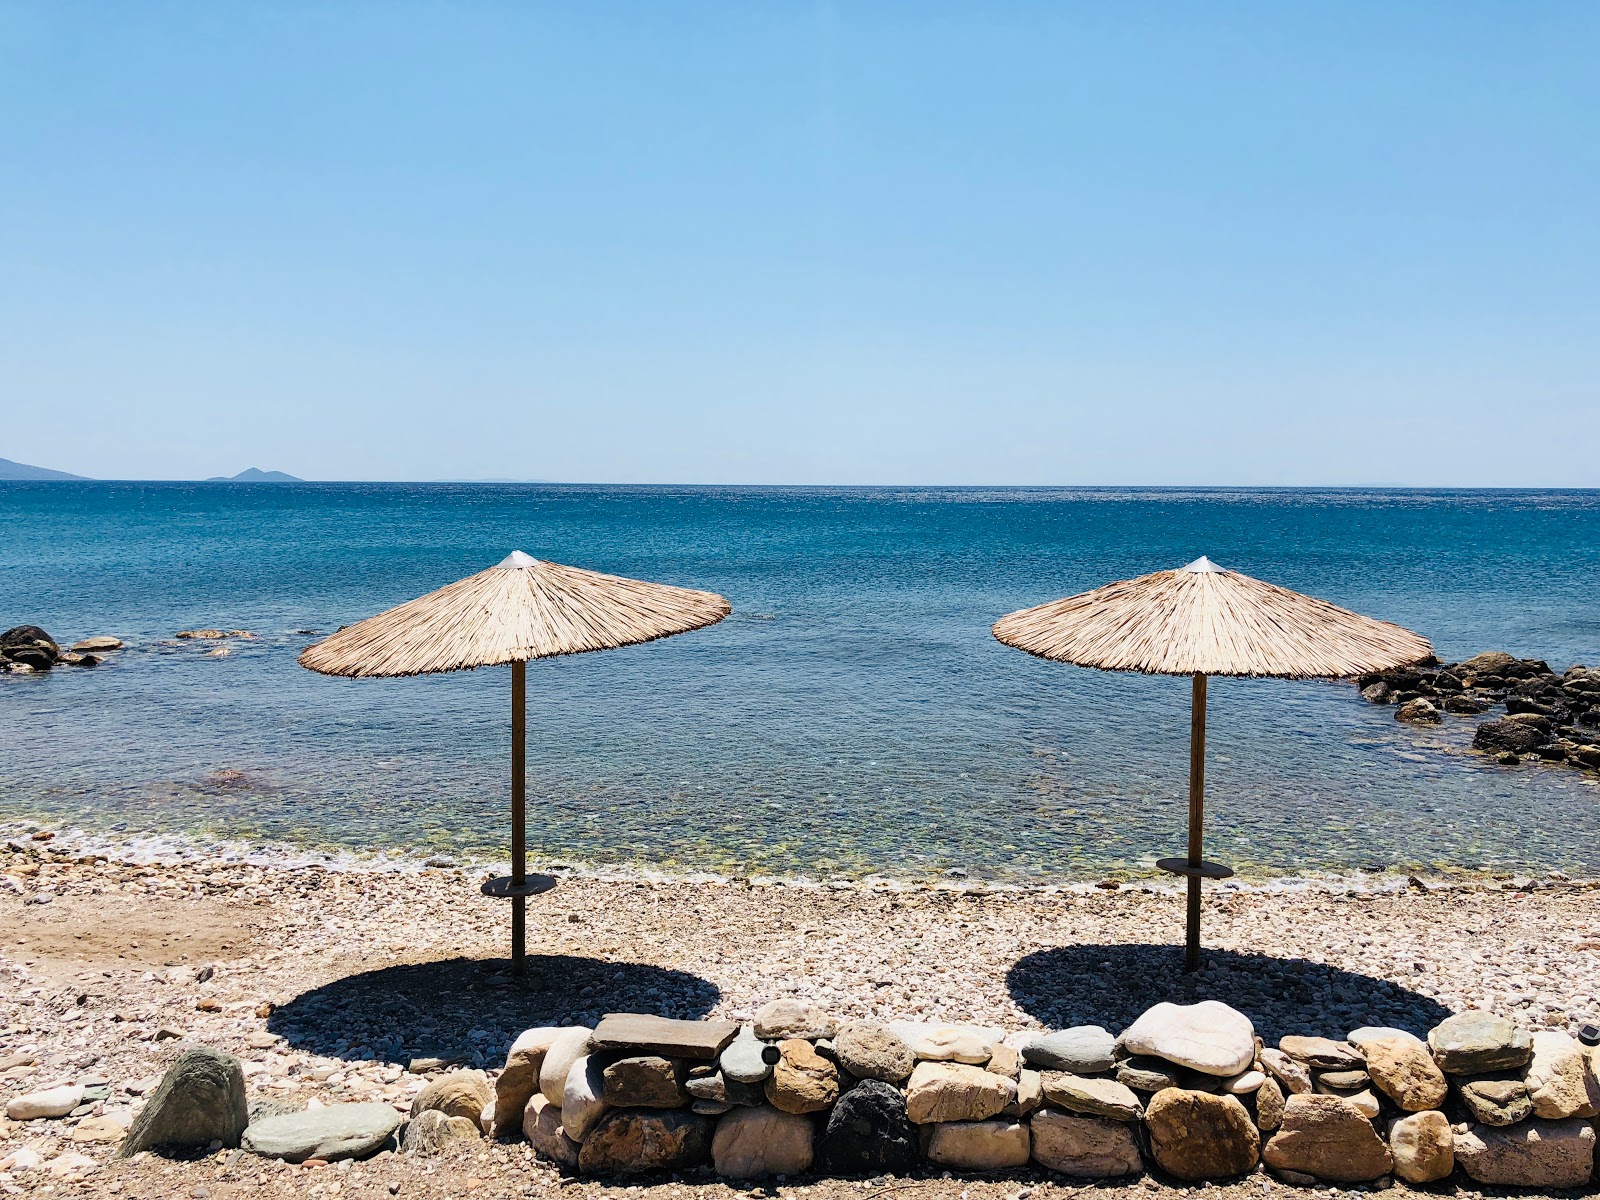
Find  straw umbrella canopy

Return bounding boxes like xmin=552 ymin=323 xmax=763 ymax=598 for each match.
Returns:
xmin=300 ymin=550 xmax=730 ymax=974
xmin=992 ymin=555 xmax=1431 ymax=971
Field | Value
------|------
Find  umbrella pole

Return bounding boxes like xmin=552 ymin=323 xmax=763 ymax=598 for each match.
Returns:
xmin=1184 ymin=672 xmax=1207 ymax=972
xmin=511 ymin=659 xmax=526 ymax=977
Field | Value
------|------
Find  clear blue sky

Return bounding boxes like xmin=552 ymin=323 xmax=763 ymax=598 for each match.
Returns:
xmin=3 ymin=3 xmax=1596 ymax=485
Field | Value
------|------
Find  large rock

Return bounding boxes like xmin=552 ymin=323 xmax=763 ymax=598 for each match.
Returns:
xmin=904 ymin=1061 xmax=1014 ymax=1124
xmin=710 ymin=1105 xmax=813 ymax=1178
xmin=834 ymin=1022 xmax=914 ymax=1084
xmin=1039 ymin=1072 xmax=1142 ymax=1121
xmin=1523 ymin=1030 xmax=1599 ymax=1119
xmin=1029 ymin=1110 xmax=1142 ymax=1177
xmin=816 ymin=1079 xmax=918 ymax=1175
xmin=1116 ymin=1055 xmax=1181 ymax=1093
xmin=1361 ymin=1035 xmax=1447 ymax=1111
xmin=72 ymin=636 xmax=122 ymax=652
xmin=602 ymin=1056 xmax=686 ymax=1108
xmin=522 ymin=1094 xmax=579 ymax=1169
xmin=1456 ymin=1075 xmax=1532 ymax=1126
xmin=720 ymin=1026 xmax=775 ymax=1085
xmin=754 ymin=998 xmax=836 ymax=1041
xmin=922 ymin=1119 xmax=1030 ymax=1170
xmin=562 ymin=1055 xmax=611 ymax=1141
xmin=888 ymin=1021 xmax=1002 ymax=1064
xmin=241 ymin=1103 xmax=401 ymax=1163
xmin=1022 ymin=1026 xmax=1116 ymax=1074
xmin=1388 ymin=1111 xmax=1453 ymax=1185
xmin=1457 ymin=650 xmax=1518 ymax=678
xmin=591 ymin=1013 xmax=738 ymax=1060
xmin=403 ymin=1109 xmax=479 ymax=1155
xmin=494 ymin=1027 xmax=560 ymax=1135
xmin=1120 ymin=1001 xmax=1254 ymax=1077
xmin=1454 ymin=1118 xmax=1596 ymax=1188
xmin=576 ymin=1108 xmax=712 ymax=1175
xmin=1428 ymin=1010 xmax=1533 ymax=1073
xmin=118 ymin=1047 xmax=248 ymax=1156
xmin=1262 ymin=1094 xmax=1392 ymax=1183
xmin=411 ymin=1069 xmax=492 ymax=1123
xmin=764 ymin=1038 xmax=839 ymax=1114
xmin=1473 ymin=718 xmax=1548 ymax=755
xmin=6 ymin=1083 xmax=83 ymax=1120
xmin=539 ymin=1027 xmax=595 ymax=1105
xmin=1143 ymin=1090 xmax=1259 ymax=1181
xmin=0 ymin=625 xmax=59 ymax=670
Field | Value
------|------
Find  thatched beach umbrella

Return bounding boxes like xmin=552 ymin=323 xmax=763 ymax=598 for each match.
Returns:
xmin=299 ymin=551 xmax=730 ymax=975
xmin=992 ymin=556 xmax=1431 ymax=972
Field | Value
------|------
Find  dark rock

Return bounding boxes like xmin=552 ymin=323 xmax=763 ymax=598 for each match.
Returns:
xmin=1359 ymin=682 xmax=1391 ymax=704
xmin=1455 ymin=651 xmax=1517 ymax=679
xmin=815 ymin=1079 xmax=918 ymax=1176
xmin=118 ymin=1047 xmax=248 ymax=1157
xmin=1444 ymin=694 xmax=1491 ymax=714
xmin=576 ymin=1108 xmax=712 ymax=1174
xmin=1 ymin=625 xmax=59 ymax=670
xmin=1473 ymin=719 xmax=1548 ymax=755
xmin=1395 ymin=698 xmax=1441 ymax=724
xmin=1506 ymin=696 xmax=1555 ymax=717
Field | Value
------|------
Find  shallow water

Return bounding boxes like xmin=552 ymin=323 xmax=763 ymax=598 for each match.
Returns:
xmin=2 ymin=482 xmax=1597 ymax=880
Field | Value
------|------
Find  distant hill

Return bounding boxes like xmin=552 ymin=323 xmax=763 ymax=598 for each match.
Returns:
xmin=0 ymin=457 xmax=90 ymax=481
xmin=207 ymin=467 xmax=304 ymax=482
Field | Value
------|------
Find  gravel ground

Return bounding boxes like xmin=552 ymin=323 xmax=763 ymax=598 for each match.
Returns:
xmin=4 ymin=834 xmax=1600 ymax=1198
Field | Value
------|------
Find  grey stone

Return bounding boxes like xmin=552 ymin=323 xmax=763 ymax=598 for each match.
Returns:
xmin=1455 ymin=1075 xmax=1533 ymax=1126
xmin=1428 ymin=1010 xmax=1533 ymax=1074
xmin=118 ymin=1048 xmax=248 ymax=1157
xmin=1029 ymin=1109 xmax=1142 ymax=1178
xmin=1116 ymin=1055 xmax=1181 ymax=1093
xmin=1022 ymin=1026 xmax=1116 ymax=1074
xmin=720 ymin=1026 xmax=774 ymax=1085
xmin=241 ymin=1103 xmax=401 ymax=1163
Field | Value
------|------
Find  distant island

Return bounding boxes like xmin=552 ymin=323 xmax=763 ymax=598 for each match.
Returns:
xmin=207 ymin=468 xmax=303 ymax=482
xmin=0 ymin=457 xmax=90 ymax=481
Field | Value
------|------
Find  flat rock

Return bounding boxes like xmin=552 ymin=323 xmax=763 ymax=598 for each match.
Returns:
xmin=577 ymin=1108 xmax=712 ymax=1175
xmin=754 ymin=998 xmax=836 ymax=1041
xmin=1223 ymin=1069 xmax=1265 ymax=1094
xmin=592 ymin=1013 xmax=739 ymax=1061
xmin=1117 ymin=1055 xmax=1181 ymax=1093
xmin=1428 ymin=1010 xmax=1533 ymax=1074
xmin=905 ymin=1060 xmax=1014 ymax=1124
xmin=1022 ymin=1026 xmax=1116 ymax=1074
xmin=1456 ymin=1075 xmax=1532 ymax=1126
xmin=764 ymin=1038 xmax=839 ymax=1114
xmin=1039 ymin=1072 xmax=1142 ymax=1121
xmin=562 ymin=1055 xmax=611 ymax=1141
xmin=1348 ymin=1026 xmax=1424 ymax=1051
xmin=1029 ymin=1109 xmax=1142 ymax=1178
xmin=411 ymin=1069 xmax=492 ymax=1123
xmin=241 ymin=1102 xmax=401 ymax=1163
xmin=1388 ymin=1111 xmax=1453 ymax=1185
xmin=923 ymin=1119 xmax=1031 ymax=1170
xmin=403 ymin=1109 xmax=479 ymax=1155
xmin=833 ymin=1022 xmax=914 ymax=1084
xmin=711 ymin=1104 xmax=813 ymax=1178
xmin=602 ymin=1056 xmax=686 ymax=1108
xmin=719 ymin=1026 xmax=774 ymax=1085
xmin=1523 ymin=1030 xmax=1599 ymax=1119
xmin=1455 ymin=1118 xmax=1596 ymax=1189
xmin=1258 ymin=1048 xmax=1312 ymax=1095
xmin=118 ymin=1047 xmax=247 ymax=1157
xmin=72 ymin=1114 xmax=130 ymax=1143
xmin=1121 ymin=1001 xmax=1255 ymax=1077
xmin=1143 ymin=1090 xmax=1259 ymax=1181
xmin=1263 ymin=1094 xmax=1392 ymax=1183
xmin=495 ymin=1027 xmax=560 ymax=1135
xmin=816 ymin=1079 xmax=918 ymax=1175
xmin=888 ymin=1021 xmax=1002 ymax=1064
xmin=1279 ymin=1036 xmax=1362 ymax=1071
xmin=522 ymin=1094 xmax=579 ymax=1169
xmin=1312 ymin=1068 xmax=1368 ymax=1091
xmin=1361 ymin=1036 xmax=1446 ymax=1112
xmin=6 ymin=1084 xmax=84 ymax=1121
xmin=539 ymin=1027 xmax=595 ymax=1106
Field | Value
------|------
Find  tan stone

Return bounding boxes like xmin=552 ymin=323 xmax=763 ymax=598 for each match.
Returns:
xmin=1263 ymin=1094 xmax=1392 ymax=1183
xmin=1454 ymin=1118 xmax=1595 ymax=1189
xmin=1279 ymin=1036 xmax=1362 ymax=1070
xmin=711 ymin=1105 xmax=814 ymax=1178
xmin=1144 ymin=1090 xmax=1259 ymax=1181
xmin=577 ymin=1109 xmax=712 ymax=1174
xmin=1523 ymin=1031 xmax=1598 ymax=1119
xmin=1388 ymin=1111 xmax=1453 ymax=1185
xmin=494 ymin=1027 xmax=560 ymax=1136
xmin=754 ymin=998 xmax=836 ymax=1041
xmin=522 ymin=1094 xmax=579 ymax=1169
xmin=923 ymin=1119 xmax=1030 ymax=1170
xmin=1254 ymin=1076 xmax=1285 ymax=1132
xmin=833 ymin=1022 xmax=914 ymax=1084
xmin=403 ymin=1108 xmax=480 ymax=1155
xmin=1258 ymin=1048 xmax=1312 ymax=1095
xmin=411 ymin=1069 xmax=492 ymax=1123
xmin=888 ymin=1021 xmax=1003 ymax=1064
xmin=1029 ymin=1110 xmax=1141 ymax=1177
xmin=1004 ymin=1068 xmax=1043 ymax=1118
xmin=70 ymin=1115 xmax=128 ymax=1143
xmin=985 ymin=1042 xmax=1021 ymax=1080
xmin=764 ymin=1039 xmax=839 ymax=1115
xmin=561 ymin=1055 xmax=611 ymax=1141
xmin=539 ymin=1027 xmax=595 ymax=1106
xmin=1362 ymin=1035 xmax=1446 ymax=1112
xmin=1039 ymin=1072 xmax=1142 ymax=1121
xmin=905 ymin=1061 xmax=1014 ymax=1124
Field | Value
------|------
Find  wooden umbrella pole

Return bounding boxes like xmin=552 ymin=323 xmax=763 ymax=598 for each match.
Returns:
xmin=1185 ymin=672 xmax=1207 ymax=972
xmin=511 ymin=659 xmax=527 ymax=976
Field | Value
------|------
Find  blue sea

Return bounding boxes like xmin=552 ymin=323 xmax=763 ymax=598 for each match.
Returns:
xmin=2 ymin=482 xmax=1598 ymax=882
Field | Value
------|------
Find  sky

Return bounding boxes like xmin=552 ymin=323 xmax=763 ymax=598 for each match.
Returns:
xmin=2 ymin=3 xmax=1597 ymax=486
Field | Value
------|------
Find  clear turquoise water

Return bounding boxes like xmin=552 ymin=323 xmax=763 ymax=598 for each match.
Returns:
xmin=2 ymin=482 xmax=1598 ymax=881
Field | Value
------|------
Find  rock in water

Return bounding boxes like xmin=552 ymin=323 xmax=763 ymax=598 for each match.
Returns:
xmin=411 ymin=1069 xmax=492 ymax=1123
xmin=1388 ymin=1111 xmax=1454 ymax=1184
xmin=7 ymin=1084 xmax=85 ymax=1121
xmin=403 ymin=1109 xmax=479 ymax=1155
xmin=815 ymin=1079 xmax=918 ymax=1175
xmin=241 ymin=1103 xmax=401 ymax=1163
xmin=1428 ymin=1011 xmax=1533 ymax=1074
xmin=71 ymin=636 xmax=122 ymax=652
xmin=1262 ymin=1094 xmax=1392 ymax=1182
xmin=1454 ymin=1118 xmax=1596 ymax=1189
xmin=922 ymin=1119 xmax=1031 ymax=1170
xmin=1029 ymin=1110 xmax=1142 ymax=1177
xmin=1121 ymin=1000 xmax=1256 ymax=1077
xmin=1522 ymin=1030 xmax=1599 ymax=1119
xmin=1395 ymin=697 xmax=1442 ymax=723
xmin=539 ymin=1027 xmax=594 ymax=1105
xmin=904 ymin=1061 xmax=1014 ymax=1124
xmin=0 ymin=625 xmax=59 ymax=670
xmin=764 ymin=1039 xmax=839 ymax=1114
xmin=522 ymin=1094 xmax=579 ymax=1169
xmin=753 ymin=998 xmax=836 ymax=1041
xmin=710 ymin=1105 xmax=814 ymax=1178
xmin=1039 ymin=1072 xmax=1143 ymax=1121
xmin=576 ymin=1109 xmax=712 ymax=1175
xmin=494 ymin=1027 xmax=560 ymax=1136
xmin=1022 ymin=1026 xmax=1117 ymax=1074
xmin=719 ymin=1026 xmax=774 ymax=1085
xmin=1143 ymin=1090 xmax=1260 ymax=1181
xmin=833 ymin=1022 xmax=914 ymax=1084
xmin=603 ymin=1056 xmax=687 ymax=1108
xmin=1361 ymin=1035 xmax=1447 ymax=1111
xmin=118 ymin=1048 xmax=247 ymax=1157
xmin=1473 ymin=718 xmax=1548 ymax=755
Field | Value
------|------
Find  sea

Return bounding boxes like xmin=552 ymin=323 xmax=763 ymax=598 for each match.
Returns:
xmin=2 ymin=482 xmax=1598 ymax=883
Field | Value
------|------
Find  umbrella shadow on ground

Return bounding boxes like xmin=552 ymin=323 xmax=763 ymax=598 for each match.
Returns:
xmin=267 ymin=955 xmax=720 ymax=1065
xmin=1008 ymin=943 xmax=1451 ymax=1041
